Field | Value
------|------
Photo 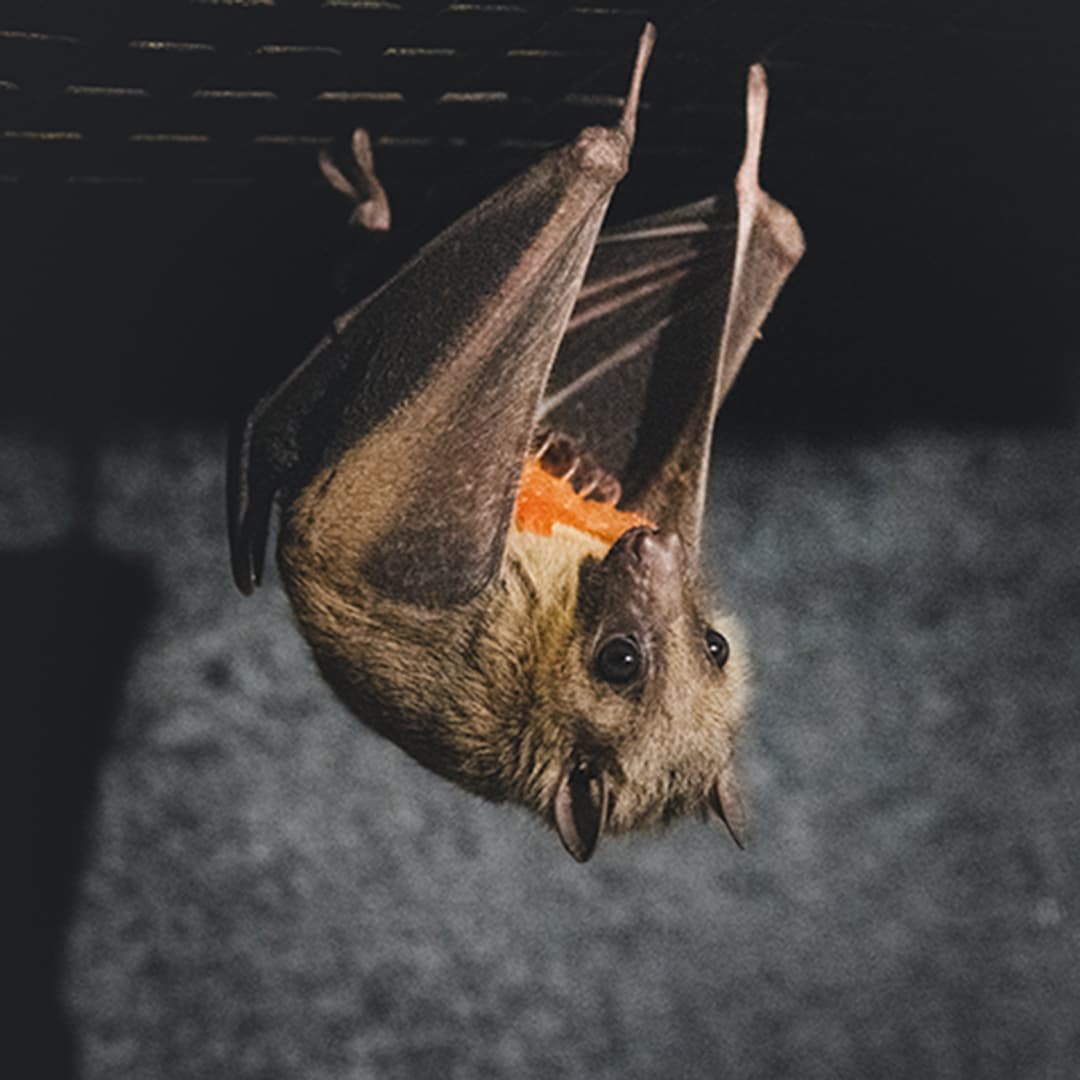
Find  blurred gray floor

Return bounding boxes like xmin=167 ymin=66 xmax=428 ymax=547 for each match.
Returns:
xmin=11 ymin=423 xmax=1079 ymax=1079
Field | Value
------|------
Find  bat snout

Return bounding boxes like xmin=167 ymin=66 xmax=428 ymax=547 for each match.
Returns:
xmin=583 ymin=526 xmax=689 ymax=633
xmin=606 ymin=525 xmax=684 ymax=582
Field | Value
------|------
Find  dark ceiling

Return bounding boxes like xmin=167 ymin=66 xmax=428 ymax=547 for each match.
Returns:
xmin=1 ymin=0 xmax=1075 ymax=428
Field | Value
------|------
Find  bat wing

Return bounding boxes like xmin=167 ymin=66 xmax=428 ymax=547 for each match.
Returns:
xmin=229 ymin=26 xmax=656 ymax=605
xmin=228 ymin=125 xmax=394 ymax=597
xmin=228 ymin=317 xmax=366 ymax=596
xmin=540 ymin=195 xmax=736 ymax=492
xmin=542 ymin=65 xmax=804 ymax=550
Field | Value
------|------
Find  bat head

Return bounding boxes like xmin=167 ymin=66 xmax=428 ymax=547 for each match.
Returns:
xmin=497 ymin=519 xmax=750 ymax=861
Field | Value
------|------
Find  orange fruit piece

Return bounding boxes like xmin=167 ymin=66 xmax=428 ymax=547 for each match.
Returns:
xmin=514 ymin=457 xmax=654 ymax=547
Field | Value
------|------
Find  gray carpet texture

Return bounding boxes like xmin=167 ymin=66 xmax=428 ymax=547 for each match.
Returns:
xmin=12 ymin=423 xmax=1079 ymax=1079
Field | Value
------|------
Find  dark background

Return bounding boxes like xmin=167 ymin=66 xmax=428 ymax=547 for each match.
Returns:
xmin=2 ymin=0 xmax=1076 ymax=428
xmin=6 ymin=2 xmax=1077 ymax=1078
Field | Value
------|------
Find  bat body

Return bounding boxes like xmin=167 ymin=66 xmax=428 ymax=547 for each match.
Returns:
xmin=228 ymin=26 xmax=804 ymax=861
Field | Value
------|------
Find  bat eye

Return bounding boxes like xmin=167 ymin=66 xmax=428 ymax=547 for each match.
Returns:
xmin=595 ymin=636 xmax=643 ymax=685
xmin=705 ymin=629 xmax=730 ymax=670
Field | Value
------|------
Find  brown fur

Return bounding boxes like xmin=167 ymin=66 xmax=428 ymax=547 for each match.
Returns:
xmin=279 ymin=477 xmax=749 ymax=837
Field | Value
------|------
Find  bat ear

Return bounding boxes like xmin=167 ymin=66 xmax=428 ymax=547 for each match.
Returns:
xmin=707 ymin=763 xmax=749 ymax=850
xmin=553 ymin=758 xmax=610 ymax=863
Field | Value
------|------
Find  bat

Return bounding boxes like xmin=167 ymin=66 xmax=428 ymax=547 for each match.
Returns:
xmin=227 ymin=24 xmax=804 ymax=862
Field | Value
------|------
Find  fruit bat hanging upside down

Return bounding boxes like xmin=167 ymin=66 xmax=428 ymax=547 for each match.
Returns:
xmin=228 ymin=24 xmax=804 ymax=861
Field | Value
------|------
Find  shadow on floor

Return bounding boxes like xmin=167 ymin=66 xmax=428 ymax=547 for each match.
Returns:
xmin=12 ymin=541 xmax=156 ymax=1080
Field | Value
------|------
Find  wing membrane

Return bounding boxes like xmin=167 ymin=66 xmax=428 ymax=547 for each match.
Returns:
xmin=541 ymin=196 xmax=737 ymax=494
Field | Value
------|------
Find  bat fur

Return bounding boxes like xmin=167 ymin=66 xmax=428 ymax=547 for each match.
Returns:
xmin=230 ymin=24 xmax=802 ymax=860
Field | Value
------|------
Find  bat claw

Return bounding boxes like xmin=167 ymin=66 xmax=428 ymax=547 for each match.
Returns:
xmin=533 ymin=428 xmax=622 ymax=505
xmin=586 ymin=474 xmax=621 ymax=507
xmin=537 ymin=431 xmax=580 ymax=479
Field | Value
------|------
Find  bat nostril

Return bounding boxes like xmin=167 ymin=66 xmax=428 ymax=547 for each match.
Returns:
xmin=627 ymin=526 xmax=659 ymax=556
xmin=609 ymin=524 xmax=656 ymax=559
xmin=617 ymin=526 xmax=683 ymax=577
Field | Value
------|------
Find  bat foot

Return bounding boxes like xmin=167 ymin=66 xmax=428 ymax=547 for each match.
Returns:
xmin=318 ymin=127 xmax=391 ymax=232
